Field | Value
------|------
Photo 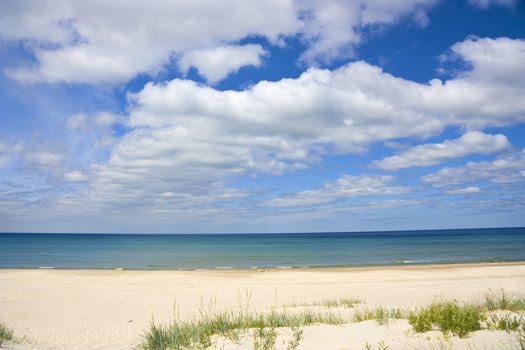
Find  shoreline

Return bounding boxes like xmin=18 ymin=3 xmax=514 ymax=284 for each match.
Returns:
xmin=1 ymin=260 xmax=525 ymax=273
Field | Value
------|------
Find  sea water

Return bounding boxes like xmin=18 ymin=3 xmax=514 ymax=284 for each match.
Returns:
xmin=0 ymin=227 xmax=524 ymax=269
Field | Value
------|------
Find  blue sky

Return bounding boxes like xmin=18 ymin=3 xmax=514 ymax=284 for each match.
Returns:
xmin=1 ymin=0 xmax=525 ymax=233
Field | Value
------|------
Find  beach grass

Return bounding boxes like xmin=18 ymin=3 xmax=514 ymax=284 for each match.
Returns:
xmin=286 ymin=327 xmax=303 ymax=350
xmin=353 ymin=306 xmax=406 ymax=325
xmin=363 ymin=340 xmax=390 ymax=350
xmin=408 ymin=301 xmax=485 ymax=337
xmin=141 ymin=289 xmax=525 ymax=349
xmin=285 ymin=296 xmax=360 ymax=309
xmin=407 ymin=290 xmax=525 ymax=338
xmin=488 ymin=314 xmax=525 ymax=333
xmin=313 ymin=297 xmax=361 ymax=308
xmin=0 ymin=323 xmax=15 ymax=347
xmin=484 ymin=289 xmax=525 ymax=312
xmin=252 ymin=327 xmax=276 ymax=350
xmin=140 ymin=309 xmax=343 ymax=350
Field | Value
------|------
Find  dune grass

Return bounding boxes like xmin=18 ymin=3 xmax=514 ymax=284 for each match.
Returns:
xmin=363 ymin=340 xmax=390 ymax=350
xmin=252 ymin=327 xmax=277 ymax=350
xmin=313 ymin=297 xmax=361 ymax=308
xmin=286 ymin=296 xmax=360 ymax=309
xmin=0 ymin=323 xmax=15 ymax=347
xmin=408 ymin=301 xmax=485 ymax=338
xmin=488 ymin=314 xmax=525 ymax=333
xmin=408 ymin=290 xmax=525 ymax=338
xmin=140 ymin=309 xmax=343 ymax=350
xmin=353 ymin=307 xmax=406 ymax=325
xmin=286 ymin=327 xmax=303 ymax=350
xmin=484 ymin=289 xmax=525 ymax=312
xmin=141 ymin=290 xmax=525 ymax=349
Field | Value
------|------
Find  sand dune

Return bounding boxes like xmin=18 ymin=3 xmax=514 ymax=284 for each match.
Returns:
xmin=1 ymin=263 xmax=524 ymax=349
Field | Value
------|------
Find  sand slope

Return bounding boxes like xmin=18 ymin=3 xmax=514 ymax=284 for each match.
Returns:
xmin=0 ymin=263 xmax=524 ymax=349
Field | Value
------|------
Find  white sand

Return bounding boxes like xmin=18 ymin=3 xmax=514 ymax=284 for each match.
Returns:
xmin=0 ymin=263 xmax=524 ymax=349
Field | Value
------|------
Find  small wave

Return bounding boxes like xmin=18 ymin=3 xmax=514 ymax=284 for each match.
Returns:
xmin=276 ymin=266 xmax=293 ymax=269
xmin=215 ymin=266 xmax=233 ymax=269
xmin=38 ymin=266 xmax=55 ymax=269
xmin=398 ymin=260 xmax=433 ymax=264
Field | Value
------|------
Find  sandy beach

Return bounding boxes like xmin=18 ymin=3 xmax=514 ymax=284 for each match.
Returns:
xmin=1 ymin=262 xmax=524 ymax=349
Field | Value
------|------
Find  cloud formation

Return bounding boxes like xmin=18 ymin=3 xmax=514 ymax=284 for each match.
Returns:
xmin=422 ymin=149 xmax=525 ymax=188
xmin=1 ymin=0 xmax=524 ymax=234
xmin=37 ymin=37 xmax=525 ymax=220
xmin=297 ymin=0 xmax=437 ymax=63
xmin=264 ymin=175 xmax=410 ymax=208
xmin=179 ymin=44 xmax=267 ymax=84
xmin=0 ymin=0 xmax=438 ymax=84
xmin=372 ymin=131 xmax=510 ymax=170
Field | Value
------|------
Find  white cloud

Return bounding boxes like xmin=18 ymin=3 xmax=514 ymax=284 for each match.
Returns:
xmin=66 ymin=113 xmax=89 ymax=130
xmin=363 ymin=199 xmax=422 ymax=209
xmin=57 ymin=37 xmax=524 ymax=217
xmin=66 ymin=112 xmax=118 ymax=129
xmin=1 ymin=0 xmax=438 ymax=84
xmin=422 ymin=149 xmax=525 ymax=188
xmin=297 ymin=0 xmax=438 ymax=64
xmin=422 ymin=37 xmax=525 ymax=129
xmin=468 ymin=0 xmax=516 ymax=9
xmin=24 ymin=150 xmax=63 ymax=167
xmin=264 ymin=175 xmax=410 ymax=208
xmin=3 ymin=36 xmax=525 ymax=230
xmin=445 ymin=186 xmax=481 ymax=195
xmin=179 ymin=44 xmax=267 ymax=84
xmin=372 ymin=131 xmax=510 ymax=170
xmin=1 ymin=0 xmax=300 ymax=84
xmin=64 ymin=170 xmax=88 ymax=182
xmin=1 ymin=142 xmax=64 ymax=169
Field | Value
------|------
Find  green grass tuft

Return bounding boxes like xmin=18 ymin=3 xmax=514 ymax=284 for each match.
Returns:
xmin=286 ymin=326 xmax=303 ymax=350
xmin=488 ymin=314 xmax=525 ymax=333
xmin=408 ymin=301 xmax=485 ymax=337
xmin=253 ymin=327 xmax=277 ymax=350
xmin=0 ymin=323 xmax=15 ymax=347
xmin=363 ymin=340 xmax=390 ymax=350
xmin=353 ymin=307 xmax=406 ymax=325
xmin=484 ymin=289 xmax=525 ymax=312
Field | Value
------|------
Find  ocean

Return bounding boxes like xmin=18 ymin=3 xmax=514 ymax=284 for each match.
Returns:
xmin=0 ymin=227 xmax=524 ymax=270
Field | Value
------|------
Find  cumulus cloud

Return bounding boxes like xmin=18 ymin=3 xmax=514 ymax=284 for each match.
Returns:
xmin=423 ymin=37 xmax=525 ymax=129
xmin=372 ymin=131 xmax=510 ymax=170
xmin=0 ymin=0 xmax=438 ymax=84
xmin=1 ymin=0 xmax=300 ymax=84
xmin=54 ymin=36 xmax=524 ymax=216
xmin=422 ymin=149 xmax=525 ymax=188
xmin=264 ymin=175 xmax=410 ymax=208
xmin=179 ymin=44 xmax=267 ymax=84
xmin=297 ymin=0 xmax=438 ymax=63
xmin=2 ymin=36 xmax=525 ymax=230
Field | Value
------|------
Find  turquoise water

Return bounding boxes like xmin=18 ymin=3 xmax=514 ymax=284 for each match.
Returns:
xmin=0 ymin=227 xmax=524 ymax=269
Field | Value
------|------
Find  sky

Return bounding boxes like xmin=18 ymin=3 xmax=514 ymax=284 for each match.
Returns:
xmin=0 ymin=0 xmax=525 ymax=233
